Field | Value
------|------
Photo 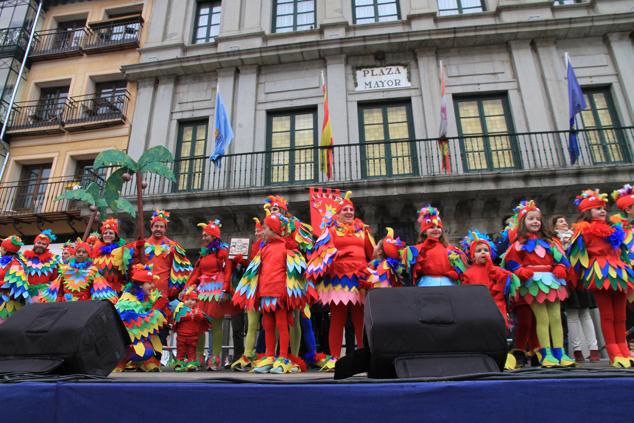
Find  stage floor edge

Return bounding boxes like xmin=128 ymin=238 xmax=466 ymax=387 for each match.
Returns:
xmin=2 ymin=375 xmax=632 ymax=423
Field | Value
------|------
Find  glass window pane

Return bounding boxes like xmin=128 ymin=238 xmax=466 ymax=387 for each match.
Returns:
xmin=199 ymin=6 xmax=210 ymax=15
xmin=196 ymin=28 xmax=207 ymax=40
xmin=272 ymin=132 xmax=290 ymax=148
xmin=277 ymin=3 xmax=294 ymax=15
xmin=356 ymin=17 xmax=375 ymax=24
xmin=363 ymin=108 xmax=383 ymax=124
xmin=364 ymin=124 xmax=384 ymax=141
xmin=378 ymin=4 xmax=397 ymax=16
xmin=211 ymin=13 xmax=220 ymax=25
xmin=180 ymin=142 xmax=191 ymax=157
xmin=387 ymin=106 xmax=406 ymax=123
xmin=198 ymin=15 xmax=208 ymax=27
xmin=462 ymin=0 xmax=483 ymax=7
xmin=295 ymin=113 xmax=313 ymax=130
xmin=295 ymin=129 xmax=313 ymax=146
xmin=459 ymin=101 xmax=479 ymax=117
xmin=182 ymin=127 xmax=193 ymax=142
xmin=276 ymin=16 xmax=293 ymax=29
xmin=297 ymin=13 xmax=314 ymax=26
xmin=356 ymin=0 xmax=374 ymax=5
xmin=365 ymin=144 xmax=387 ymax=177
xmin=272 ymin=116 xmax=290 ymax=132
xmin=460 ymin=117 xmax=482 ymax=135
xmin=482 ymin=99 xmax=504 ymax=116
xmin=298 ymin=1 xmax=314 ymax=13
xmin=356 ymin=6 xmax=375 ymax=19
xmin=388 ymin=122 xmax=408 ymax=139
xmin=485 ymin=115 xmax=508 ymax=133
xmin=593 ymin=93 xmax=608 ymax=110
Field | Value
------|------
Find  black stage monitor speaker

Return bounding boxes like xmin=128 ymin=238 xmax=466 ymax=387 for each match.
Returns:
xmin=346 ymin=285 xmax=507 ymax=379
xmin=0 ymin=301 xmax=130 ymax=376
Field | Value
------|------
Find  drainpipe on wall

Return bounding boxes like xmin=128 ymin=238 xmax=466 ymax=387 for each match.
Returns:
xmin=0 ymin=0 xmax=43 ymax=181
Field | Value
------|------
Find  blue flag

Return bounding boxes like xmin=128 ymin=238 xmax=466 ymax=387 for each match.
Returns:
xmin=210 ymin=90 xmax=234 ymax=167
xmin=567 ymin=59 xmax=587 ymax=164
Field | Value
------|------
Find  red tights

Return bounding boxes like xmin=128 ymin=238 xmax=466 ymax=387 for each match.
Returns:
xmin=176 ymin=335 xmax=199 ymax=362
xmin=594 ymin=290 xmax=629 ymax=360
xmin=514 ymin=304 xmax=539 ymax=351
xmin=262 ymin=308 xmax=289 ymax=357
xmin=329 ymin=303 xmax=364 ymax=359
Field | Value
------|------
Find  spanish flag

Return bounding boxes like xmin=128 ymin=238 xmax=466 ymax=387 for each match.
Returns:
xmin=320 ymin=71 xmax=334 ymax=180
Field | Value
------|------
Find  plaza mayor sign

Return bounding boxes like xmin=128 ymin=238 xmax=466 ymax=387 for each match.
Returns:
xmin=355 ymin=65 xmax=410 ymax=91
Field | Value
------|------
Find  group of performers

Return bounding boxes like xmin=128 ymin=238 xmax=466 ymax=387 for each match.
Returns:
xmin=2 ymin=184 xmax=634 ymax=373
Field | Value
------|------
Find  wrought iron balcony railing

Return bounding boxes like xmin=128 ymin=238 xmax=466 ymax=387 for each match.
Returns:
xmin=64 ymin=91 xmax=130 ymax=129
xmin=30 ymin=27 xmax=87 ymax=59
xmin=83 ymin=16 xmax=142 ymax=52
xmin=0 ymin=176 xmax=83 ymax=217
xmin=115 ymin=127 xmax=634 ymax=198
xmin=0 ymin=26 xmax=30 ymax=60
xmin=6 ymin=91 xmax=130 ymax=135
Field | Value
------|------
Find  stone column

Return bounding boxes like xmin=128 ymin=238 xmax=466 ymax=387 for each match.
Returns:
xmin=243 ymin=0 xmax=263 ymax=32
xmin=416 ymin=48 xmax=441 ymax=175
xmin=148 ymin=76 xmax=176 ymax=151
xmin=144 ymin=0 xmax=168 ymax=45
xmin=128 ymin=78 xmax=156 ymax=160
xmin=325 ymin=54 xmax=350 ymax=180
xmin=219 ymin=0 xmax=241 ymax=35
xmin=606 ymin=32 xmax=634 ymax=124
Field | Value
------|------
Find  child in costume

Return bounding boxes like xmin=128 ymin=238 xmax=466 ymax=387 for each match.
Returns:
xmin=233 ymin=212 xmax=312 ymax=374
xmin=0 ymin=235 xmax=29 ymax=322
xmin=264 ymin=195 xmax=316 ymax=364
xmin=170 ymin=290 xmax=210 ymax=371
xmin=461 ymin=230 xmax=515 ymax=327
xmin=185 ymin=219 xmax=239 ymax=370
xmin=551 ymin=214 xmax=600 ymax=363
xmin=503 ymin=200 xmax=574 ymax=368
xmin=60 ymin=241 xmax=75 ymax=264
xmin=306 ymin=191 xmax=375 ymax=370
xmin=92 ymin=218 xmax=134 ymax=294
xmin=42 ymin=239 xmax=117 ymax=304
xmin=114 ymin=264 xmax=168 ymax=372
xmin=409 ymin=205 xmax=467 ymax=287
xmin=367 ymin=227 xmax=408 ymax=288
xmin=568 ymin=189 xmax=634 ymax=368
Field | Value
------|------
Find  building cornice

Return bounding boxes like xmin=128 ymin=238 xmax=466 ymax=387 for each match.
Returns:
xmin=122 ymin=12 xmax=634 ymax=80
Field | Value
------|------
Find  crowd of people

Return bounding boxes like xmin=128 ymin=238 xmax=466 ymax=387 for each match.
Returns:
xmin=1 ymin=185 xmax=634 ymax=374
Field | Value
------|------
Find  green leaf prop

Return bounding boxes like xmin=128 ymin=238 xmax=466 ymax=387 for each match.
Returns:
xmin=94 ymin=150 xmax=137 ymax=172
xmin=138 ymin=146 xmax=174 ymax=169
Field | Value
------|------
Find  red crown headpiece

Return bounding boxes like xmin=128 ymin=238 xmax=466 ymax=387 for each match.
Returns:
xmin=74 ymin=237 xmax=93 ymax=258
xmin=131 ymin=263 xmax=157 ymax=283
xmin=334 ymin=191 xmax=354 ymax=213
xmin=514 ymin=200 xmax=540 ymax=222
xmin=264 ymin=195 xmax=288 ymax=212
xmin=35 ymin=229 xmax=56 ymax=246
xmin=150 ymin=209 xmax=170 ymax=226
xmin=575 ymin=189 xmax=607 ymax=212
xmin=1 ymin=235 xmax=23 ymax=254
xmin=264 ymin=211 xmax=291 ymax=237
xmin=253 ymin=217 xmax=262 ymax=232
xmin=418 ymin=205 xmax=442 ymax=233
xmin=611 ymin=185 xmax=634 ymax=211
xmin=198 ymin=219 xmax=221 ymax=239
xmin=100 ymin=217 xmax=119 ymax=234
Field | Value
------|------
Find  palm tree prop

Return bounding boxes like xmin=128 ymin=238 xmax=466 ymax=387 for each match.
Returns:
xmin=56 ymin=182 xmax=108 ymax=240
xmin=93 ymin=146 xmax=176 ymax=261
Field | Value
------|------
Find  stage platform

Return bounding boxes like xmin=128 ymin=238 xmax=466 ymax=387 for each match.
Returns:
xmin=3 ymin=363 xmax=634 ymax=423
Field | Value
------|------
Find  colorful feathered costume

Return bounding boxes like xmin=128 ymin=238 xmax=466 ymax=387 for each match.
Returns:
xmin=502 ymin=200 xmax=574 ymax=368
xmin=461 ymin=230 xmax=516 ymax=327
xmin=186 ymin=219 xmax=239 ymax=370
xmin=92 ymin=218 xmax=134 ymax=294
xmin=569 ymin=189 xmax=634 ymax=368
xmin=408 ymin=205 xmax=467 ymax=286
xmin=233 ymin=212 xmax=312 ymax=373
xmin=41 ymin=240 xmax=117 ymax=304
xmin=21 ymin=230 xmax=60 ymax=299
xmin=367 ymin=227 xmax=407 ymax=288
xmin=139 ymin=210 xmax=193 ymax=300
xmin=114 ymin=264 xmax=168 ymax=372
xmin=169 ymin=291 xmax=210 ymax=370
xmin=306 ymin=190 xmax=374 ymax=369
xmin=0 ymin=236 xmax=29 ymax=322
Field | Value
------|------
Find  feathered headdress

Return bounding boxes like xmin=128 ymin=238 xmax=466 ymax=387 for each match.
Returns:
xmin=198 ymin=219 xmax=222 ymax=239
xmin=575 ymin=189 xmax=607 ymax=212
xmin=264 ymin=195 xmax=288 ymax=212
xmin=253 ymin=217 xmax=262 ymax=232
xmin=334 ymin=191 xmax=354 ymax=213
xmin=513 ymin=200 xmax=540 ymax=222
xmin=418 ymin=205 xmax=442 ymax=233
xmin=74 ymin=237 xmax=93 ymax=258
xmin=382 ymin=227 xmax=405 ymax=259
xmin=100 ymin=217 xmax=119 ymax=234
xmin=150 ymin=209 xmax=170 ymax=226
xmin=35 ymin=229 xmax=56 ymax=245
xmin=1 ymin=235 xmax=23 ymax=254
xmin=131 ymin=263 xmax=157 ymax=283
xmin=611 ymin=184 xmax=634 ymax=211
xmin=86 ymin=231 xmax=100 ymax=246
xmin=62 ymin=239 xmax=75 ymax=255
xmin=461 ymin=229 xmax=497 ymax=260
xmin=264 ymin=209 xmax=291 ymax=237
